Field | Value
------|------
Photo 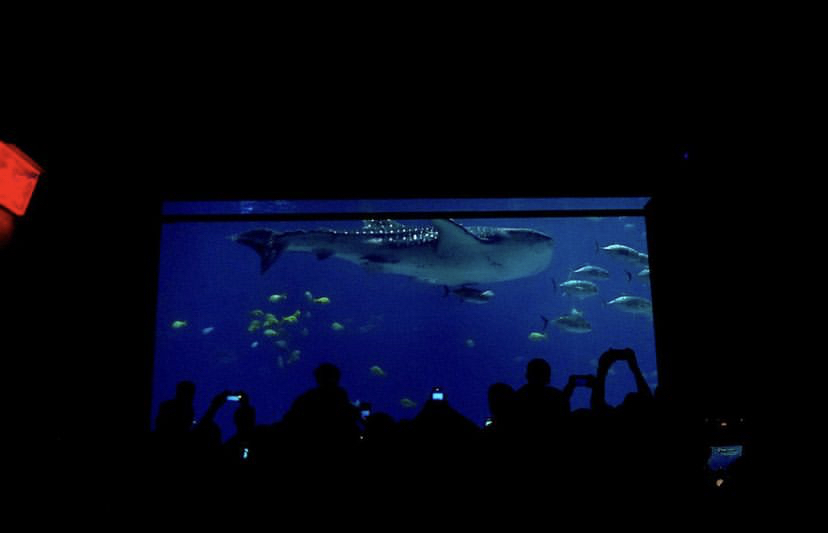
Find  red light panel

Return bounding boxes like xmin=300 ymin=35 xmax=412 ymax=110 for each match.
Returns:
xmin=0 ymin=141 xmax=42 ymax=216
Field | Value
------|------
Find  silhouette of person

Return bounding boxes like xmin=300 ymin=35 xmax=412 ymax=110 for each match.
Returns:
xmin=483 ymin=382 xmax=517 ymax=438
xmin=152 ymin=380 xmax=196 ymax=465
xmin=402 ymin=387 xmax=480 ymax=481
xmin=591 ymin=348 xmax=654 ymax=414
xmin=222 ymin=392 xmax=262 ymax=465
xmin=589 ymin=348 xmax=659 ymax=491
xmin=189 ymin=389 xmax=238 ymax=465
xmin=155 ymin=380 xmax=196 ymax=436
xmin=562 ymin=373 xmax=596 ymax=416
xmin=477 ymin=382 xmax=519 ymax=474
xmin=411 ymin=391 xmax=480 ymax=444
xmin=359 ymin=411 xmax=401 ymax=471
xmin=513 ymin=358 xmax=570 ymax=438
xmin=153 ymin=382 xmax=241 ymax=466
xmin=361 ymin=411 xmax=399 ymax=447
xmin=281 ymin=363 xmax=361 ymax=453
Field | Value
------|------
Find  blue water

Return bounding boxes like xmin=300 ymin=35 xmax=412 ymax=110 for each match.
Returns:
xmin=152 ymin=211 xmax=657 ymax=440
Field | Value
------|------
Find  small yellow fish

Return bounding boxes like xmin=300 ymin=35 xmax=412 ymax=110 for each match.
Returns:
xmin=247 ymin=320 xmax=262 ymax=333
xmin=331 ymin=322 xmax=345 ymax=331
xmin=528 ymin=332 xmax=548 ymax=342
xmin=268 ymin=293 xmax=287 ymax=303
xmin=263 ymin=315 xmax=279 ymax=328
xmin=369 ymin=365 xmax=386 ymax=377
xmin=312 ymin=297 xmax=331 ymax=305
xmin=400 ymin=398 xmax=417 ymax=408
xmin=263 ymin=329 xmax=278 ymax=337
xmin=171 ymin=320 xmax=188 ymax=329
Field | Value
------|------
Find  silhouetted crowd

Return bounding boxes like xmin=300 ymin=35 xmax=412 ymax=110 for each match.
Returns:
xmin=149 ymin=348 xmax=752 ymax=500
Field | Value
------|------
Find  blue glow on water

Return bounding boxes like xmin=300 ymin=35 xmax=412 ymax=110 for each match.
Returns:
xmin=152 ymin=203 xmax=658 ymax=440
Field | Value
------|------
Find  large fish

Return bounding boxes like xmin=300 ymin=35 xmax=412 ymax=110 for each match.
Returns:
xmin=550 ymin=309 xmax=592 ymax=334
xmin=598 ymin=243 xmax=649 ymax=268
xmin=231 ymin=219 xmax=554 ymax=286
xmin=559 ymin=279 xmax=600 ymax=299
xmin=443 ymin=286 xmax=495 ymax=304
xmin=607 ymin=295 xmax=653 ymax=317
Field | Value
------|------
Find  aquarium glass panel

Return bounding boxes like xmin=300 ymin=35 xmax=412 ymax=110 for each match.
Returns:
xmin=153 ymin=199 xmax=657 ymax=439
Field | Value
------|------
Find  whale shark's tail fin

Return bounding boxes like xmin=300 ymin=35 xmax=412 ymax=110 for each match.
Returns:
xmin=230 ymin=229 xmax=287 ymax=273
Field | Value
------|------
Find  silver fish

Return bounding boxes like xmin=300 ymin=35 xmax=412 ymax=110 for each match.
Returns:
xmin=607 ymin=295 xmax=653 ymax=317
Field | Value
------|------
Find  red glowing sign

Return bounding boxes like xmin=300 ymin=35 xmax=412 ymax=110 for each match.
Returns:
xmin=0 ymin=141 xmax=42 ymax=216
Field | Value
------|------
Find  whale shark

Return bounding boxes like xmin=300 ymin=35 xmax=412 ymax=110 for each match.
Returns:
xmin=231 ymin=219 xmax=554 ymax=286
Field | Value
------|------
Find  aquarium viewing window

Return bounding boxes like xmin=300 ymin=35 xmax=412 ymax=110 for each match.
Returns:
xmin=152 ymin=197 xmax=658 ymax=439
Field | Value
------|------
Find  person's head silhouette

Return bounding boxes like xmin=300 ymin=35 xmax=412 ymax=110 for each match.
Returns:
xmin=176 ymin=380 xmax=196 ymax=403
xmin=156 ymin=380 xmax=196 ymax=434
xmin=526 ymin=358 xmax=551 ymax=386
xmin=313 ymin=363 xmax=341 ymax=388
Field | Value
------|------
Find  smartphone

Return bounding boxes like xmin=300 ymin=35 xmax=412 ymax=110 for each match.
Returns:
xmin=707 ymin=444 xmax=743 ymax=471
xmin=431 ymin=386 xmax=444 ymax=401
xmin=360 ymin=402 xmax=372 ymax=420
xmin=226 ymin=394 xmax=242 ymax=402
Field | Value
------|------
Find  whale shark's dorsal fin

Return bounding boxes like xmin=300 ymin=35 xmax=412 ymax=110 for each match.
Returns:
xmin=431 ymin=219 xmax=482 ymax=255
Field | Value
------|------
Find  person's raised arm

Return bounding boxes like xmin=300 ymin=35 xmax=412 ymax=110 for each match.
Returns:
xmin=563 ymin=375 xmax=577 ymax=400
xmin=564 ymin=374 xmax=596 ymax=401
xmin=620 ymin=348 xmax=653 ymax=399
xmin=199 ymin=390 xmax=230 ymax=425
xmin=591 ymin=349 xmax=623 ymax=412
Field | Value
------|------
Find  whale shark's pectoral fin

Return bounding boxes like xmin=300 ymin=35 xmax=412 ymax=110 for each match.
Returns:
xmin=431 ymin=219 xmax=482 ymax=256
xmin=359 ymin=254 xmax=400 ymax=274
xmin=314 ymin=249 xmax=335 ymax=260
xmin=232 ymin=229 xmax=287 ymax=273
xmin=360 ymin=254 xmax=400 ymax=264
